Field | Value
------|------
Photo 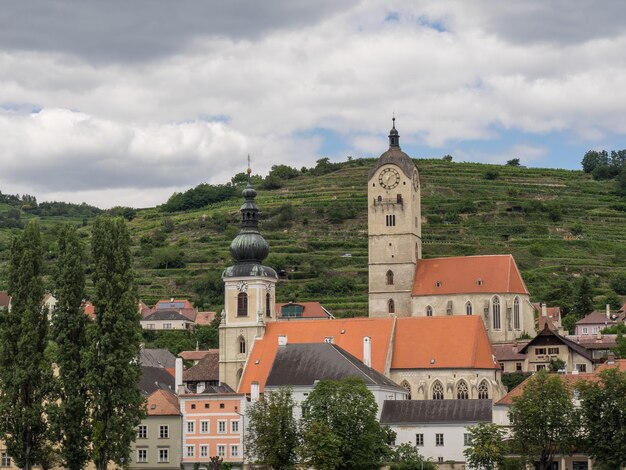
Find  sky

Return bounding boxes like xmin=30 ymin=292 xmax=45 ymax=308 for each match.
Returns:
xmin=1 ymin=0 xmax=626 ymax=208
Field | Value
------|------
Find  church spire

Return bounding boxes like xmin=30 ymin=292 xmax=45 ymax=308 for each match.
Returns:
xmin=388 ymin=116 xmax=400 ymax=148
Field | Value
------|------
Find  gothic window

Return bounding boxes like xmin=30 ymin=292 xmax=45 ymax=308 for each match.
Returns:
xmin=396 ymin=194 xmax=402 ymax=203
xmin=266 ymin=292 xmax=271 ymax=318
xmin=238 ymin=336 xmax=246 ymax=355
xmin=388 ymin=299 xmax=395 ymax=314
xmin=377 ymin=195 xmax=382 ymax=202
xmin=237 ymin=292 xmax=248 ymax=317
xmin=492 ymin=296 xmax=501 ymax=329
xmin=466 ymin=301 xmax=473 ymax=315
xmin=236 ymin=368 xmax=243 ymax=384
xmin=386 ymin=270 xmax=394 ymax=285
xmin=401 ymin=381 xmax=411 ymax=400
xmin=432 ymin=380 xmax=444 ymax=400
xmin=456 ymin=380 xmax=469 ymax=399
xmin=385 ymin=214 xmax=396 ymax=226
xmin=478 ymin=380 xmax=489 ymax=399
xmin=426 ymin=305 xmax=433 ymax=317
xmin=513 ymin=297 xmax=520 ymax=330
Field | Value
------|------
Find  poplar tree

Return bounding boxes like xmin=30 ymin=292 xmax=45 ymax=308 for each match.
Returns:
xmin=86 ymin=217 xmax=145 ymax=470
xmin=0 ymin=220 xmax=51 ymax=470
xmin=49 ymin=225 xmax=90 ymax=470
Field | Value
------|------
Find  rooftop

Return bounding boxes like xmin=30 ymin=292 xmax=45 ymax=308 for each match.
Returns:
xmin=380 ymin=399 xmax=492 ymax=425
xmin=146 ymin=389 xmax=180 ymax=416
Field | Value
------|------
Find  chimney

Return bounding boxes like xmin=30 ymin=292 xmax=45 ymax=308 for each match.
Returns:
xmin=606 ymin=304 xmax=611 ymax=319
xmin=175 ymin=358 xmax=184 ymax=394
xmin=363 ymin=336 xmax=372 ymax=368
xmin=541 ymin=303 xmax=547 ymax=317
xmin=251 ymin=382 xmax=260 ymax=401
xmin=607 ymin=352 xmax=616 ymax=365
xmin=278 ymin=335 xmax=288 ymax=346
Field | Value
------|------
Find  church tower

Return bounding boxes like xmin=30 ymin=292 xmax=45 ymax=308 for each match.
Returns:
xmin=219 ymin=177 xmax=277 ymax=390
xmin=368 ymin=119 xmax=421 ymax=317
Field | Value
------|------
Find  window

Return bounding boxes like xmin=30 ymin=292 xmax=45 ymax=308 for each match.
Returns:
xmin=137 ymin=425 xmax=147 ymax=439
xmin=438 ymin=457 xmax=444 ymax=463
xmin=456 ymin=380 xmax=469 ymax=399
xmin=536 ymin=364 xmax=546 ymax=371
xmin=516 ymin=362 xmax=522 ymax=371
xmin=159 ymin=425 xmax=169 ymax=439
xmin=136 ymin=449 xmax=147 ymax=463
xmin=218 ymin=421 xmax=226 ymax=434
xmin=204 ymin=403 xmax=210 ymax=409
xmin=282 ymin=303 xmax=305 ymax=318
xmin=397 ymin=193 xmax=402 ymax=203
xmin=163 ymin=323 xmax=172 ymax=329
xmin=582 ymin=327 xmax=588 ymax=334
xmin=426 ymin=306 xmax=433 ymax=317
xmin=231 ymin=445 xmax=240 ymax=457
xmin=388 ymin=299 xmax=395 ymax=314
xmin=200 ymin=445 xmax=208 ymax=458
xmin=186 ymin=445 xmax=195 ymax=457
xmin=231 ymin=420 xmax=240 ymax=433
xmin=432 ymin=381 xmax=444 ymax=400
xmin=535 ymin=348 xmax=547 ymax=355
xmin=147 ymin=323 xmax=155 ymax=329
xmin=436 ymin=433 xmax=444 ymax=446
xmin=386 ymin=270 xmax=394 ymax=285
xmin=478 ymin=380 xmax=489 ymax=399
xmin=464 ymin=433 xmax=471 ymax=446
xmin=576 ymin=363 xmax=587 ymax=373
xmin=514 ymin=297 xmax=520 ymax=329
xmin=237 ymin=292 xmax=248 ymax=317
xmin=2 ymin=454 xmax=12 ymax=467
xmin=219 ymin=403 xmax=225 ymax=409
xmin=266 ymin=292 xmax=271 ymax=318
xmin=492 ymin=296 xmax=501 ymax=329
xmin=415 ymin=434 xmax=424 ymax=446
xmin=187 ymin=421 xmax=195 ymax=433
xmin=385 ymin=214 xmax=396 ymax=226
xmin=158 ymin=448 xmax=169 ymax=463
xmin=466 ymin=302 xmax=472 ymax=315
xmin=499 ymin=362 xmax=504 ymax=371
xmin=201 ymin=420 xmax=209 ymax=433
xmin=401 ymin=381 xmax=411 ymax=400
xmin=238 ymin=336 xmax=246 ymax=354
xmin=217 ymin=445 xmax=226 ymax=457
xmin=548 ymin=347 xmax=560 ymax=355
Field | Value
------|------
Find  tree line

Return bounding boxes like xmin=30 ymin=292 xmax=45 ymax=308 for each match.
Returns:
xmin=0 ymin=217 xmax=144 ymax=470
xmin=581 ymin=149 xmax=626 ymax=194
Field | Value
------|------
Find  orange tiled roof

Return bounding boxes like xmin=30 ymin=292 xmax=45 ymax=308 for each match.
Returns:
xmin=146 ymin=389 xmax=180 ymax=416
xmin=412 ymin=255 xmax=529 ymax=296
xmin=179 ymin=349 xmax=219 ymax=361
xmin=195 ymin=311 xmax=216 ymax=325
xmin=594 ymin=359 xmax=626 ymax=374
xmin=0 ymin=291 xmax=10 ymax=308
xmin=276 ymin=302 xmax=333 ymax=319
xmin=82 ymin=301 xmax=96 ymax=320
xmin=238 ymin=317 xmax=395 ymax=393
xmin=391 ymin=316 xmax=498 ymax=370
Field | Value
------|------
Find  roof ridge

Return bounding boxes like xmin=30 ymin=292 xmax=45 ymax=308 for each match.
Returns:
xmin=330 ymin=343 xmax=376 ymax=384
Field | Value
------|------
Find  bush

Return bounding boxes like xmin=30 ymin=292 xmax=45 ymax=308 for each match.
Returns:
xmin=610 ymin=272 xmax=626 ymax=295
xmin=484 ymin=170 xmax=499 ymax=180
xmin=152 ymin=247 xmax=185 ymax=269
xmin=507 ymin=158 xmax=521 ymax=166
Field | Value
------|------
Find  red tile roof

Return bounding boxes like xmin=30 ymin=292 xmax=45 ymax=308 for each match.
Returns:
xmin=276 ymin=302 xmax=333 ymax=319
xmin=146 ymin=389 xmax=180 ymax=416
xmin=594 ymin=359 xmax=626 ymax=374
xmin=179 ymin=349 xmax=219 ymax=361
xmin=82 ymin=301 xmax=96 ymax=320
xmin=183 ymin=351 xmax=220 ymax=382
xmin=0 ymin=291 xmax=11 ymax=308
xmin=576 ymin=310 xmax=624 ymax=326
xmin=412 ymin=255 xmax=529 ymax=296
xmin=195 ymin=311 xmax=216 ymax=325
xmin=492 ymin=341 xmax=529 ymax=362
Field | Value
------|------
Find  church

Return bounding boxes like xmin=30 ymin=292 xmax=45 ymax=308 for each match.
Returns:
xmin=218 ymin=121 xmax=536 ymax=402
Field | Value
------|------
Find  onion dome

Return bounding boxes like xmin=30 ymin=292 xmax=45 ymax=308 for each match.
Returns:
xmin=368 ymin=117 xmax=416 ymax=180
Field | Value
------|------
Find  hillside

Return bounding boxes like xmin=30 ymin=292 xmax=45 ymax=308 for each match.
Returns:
xmin=1 ymin=158 xmax=625 ymax=318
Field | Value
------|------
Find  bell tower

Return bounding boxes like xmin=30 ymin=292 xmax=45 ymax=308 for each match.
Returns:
xmin=368 ymin=119 xmax=421 ymax=317
xmin=219 ymin=167 xmax=277 ymax=390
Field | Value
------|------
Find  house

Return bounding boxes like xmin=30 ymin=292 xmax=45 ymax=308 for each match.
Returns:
xmin=567 ymin=333 xmax=618 ymax=364
xmin=276 ymin=301 xmax=334 ymax=320
xmin=141 ymin=308 xmax=194 ymax=330
xmin=182 ymin=350 xmax=221 ymax=393
xmin=574 ymin=305 xmax=625 ymax=335
xmin=140 ymin=348 xmax=177 ymax=375
xmin=130 ymin=389 xmax=182 ymax=469
xmin=179 ymin=349 xmax=219 ymax=365
xmin=534 ymin=303 xmax=565 ymax=334
xmin=264 ymin=342 xmax=407 ymax=418
xmin=492 ymin=340 xmax=530 ymax=373
xmin=139 ymin=366 xmax=176 ymax=396
xmin=381 ymin=399 xmax=492 ymax=466
xmin=141 ymin=299 xmax=216 ymax=329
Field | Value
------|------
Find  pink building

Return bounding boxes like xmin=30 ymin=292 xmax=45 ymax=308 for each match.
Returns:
xmin=179 ymin=392 xmax=246 ymax=468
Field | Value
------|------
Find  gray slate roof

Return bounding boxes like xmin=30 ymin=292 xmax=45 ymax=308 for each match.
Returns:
xmin=142 ymin=309 xmax=191 ymax=322
xmin=139 ymin=366 xmax=175 ymax=396
xmin=368 ymin=146 xmax=417 ymax=180
xmin=265 ymin=342 xmax=402 ymax=390
xmin=140 ymin=348 xmax=176 ymax=369
xmin=380 ymin=399 xmax=492 ymax=425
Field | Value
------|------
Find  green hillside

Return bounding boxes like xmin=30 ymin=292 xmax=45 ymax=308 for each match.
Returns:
xmin=1 ymin=158 xmax=625 ymax=318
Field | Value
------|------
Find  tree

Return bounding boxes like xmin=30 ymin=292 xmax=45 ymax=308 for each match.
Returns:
xmin=506 ymin=158 xmax=521 ymax=166
xmin=548 ymin=358 xmax=566 ymax=372
xmin=578 ymin=368 xmax=626 ymax=469
xmin=85 ymin=217 xmax=145 ymax=470
xmin=612 ymin=331 xmax=626 ymax=358
xmin=463 ymin=422 xmax=507 ymax=470
xmin=509 ymin=371 xmax=577 ymax=470
xmin=299 ymin=420 xmax=342 ymax=470
xmin=0 ymin=220 xmax=51 ymax=470
xmin=49 ymin=225 xmax=91 ymax=470
xmin=618 ymin=163 xmax=626 ymax=195
xmin=388 ymin=443 xmax=436 ymax=470
xmin=571 ymin=276 xmax=594 ymax=318
xmin=246 ymin=387 xmax=299 ymax=470
xmin=300 ymin=377 xmax=391 ymax=470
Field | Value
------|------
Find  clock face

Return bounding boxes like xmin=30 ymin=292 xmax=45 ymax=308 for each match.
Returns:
xmin=379 ymin=168 xmax=401 ymax=189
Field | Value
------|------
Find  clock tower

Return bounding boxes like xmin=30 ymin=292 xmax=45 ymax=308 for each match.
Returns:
xmin=368 ymin=119 xmax=421 ymax=317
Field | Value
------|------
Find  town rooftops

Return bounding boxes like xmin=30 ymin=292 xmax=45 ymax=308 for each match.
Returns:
xmin=140 ymin=348 xmax=176 ymax=370
xmin=265 ymin=343 xmax=401 ymax=389
xmin=179 ymin=349 xmax=219 ymax=362
xmin=276 ymin=302 xmax=334 ymax=320
xmin=519 ymin=324 xmax=593 ymax=361
xmin=139 ymin=366 xmax=175 ymax=396
xmin=492 ymin=341 xmax=529 ymax=362
xmin=575 ymin=310 xmax=624 ymax=325
xmin=412 ymin=254 xmax=529 ymax=296
xmin=380 ymin=399 xmax=492 ymax=425
xmin=146 ymin=389 xmax=180 ymax=416
xmin=183 ymin=350 xmax=219 ymax=382
xmin=142 ymin=309 xmax=193 ymax=323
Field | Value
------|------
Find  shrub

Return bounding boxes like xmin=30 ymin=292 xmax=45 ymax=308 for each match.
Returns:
xmin=484 ymin=170 xmax=499 ymax=180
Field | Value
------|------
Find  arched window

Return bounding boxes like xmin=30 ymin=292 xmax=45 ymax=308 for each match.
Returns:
xmin=456 ymin=380 xmax=469 ymax=399
xmin=388 ymin=299 xmax=395 ymax=314
xmin=432 ymin=380 xmax=444 ymax=400
xmin=513 ymin=297 xmax=520 ymax=330
xmin=400 ymin=381 xmax=412 ymax=400
xmin=386 ymin=270 xmax=394 ymax=285
xmin=377 ymin=195 xmax=382 ymax=202
xmin=237 ymin=292 xmax=248 ymax=317
xmin=492 ymin=296 xmax=501 ymax=329
xmin=426 ymin=306 xmax=433 ymax=317
xmin=236 ymin=368 xmax=243 ymax=385
xmin=238 ymin=336 xmax=246 ymax=355
xmin=465 ymin=302 xmax=473 ymax=315
xmin=266 ymin=292 xmax=271 ymax=318
xmin=478 ymin=380 xmax=489 ymax=399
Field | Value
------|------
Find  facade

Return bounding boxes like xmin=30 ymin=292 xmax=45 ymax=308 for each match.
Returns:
xmin=141 ymin=309 xmax=194 ymax=330
xmin=574 ymin=307 xmax=625 ymax=336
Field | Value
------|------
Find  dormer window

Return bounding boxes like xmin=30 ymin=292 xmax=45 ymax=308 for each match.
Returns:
xmin=435 ymin=281 xmax=442 ymax=288
xmin=477 ymin=278 xmax=483 ymax=286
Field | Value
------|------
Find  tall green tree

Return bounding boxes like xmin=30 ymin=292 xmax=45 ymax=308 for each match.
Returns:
xmin=85 ymin=217 xmax=145 ymax=470
xmin=245 ymin=387 xmax=299 ymax=470
xmin=0 ymin=220 xmax=51 ymax=470
xmin=509 ymin=371 xmax=577 ymax=470
xmin=49 ymin=225 xmax=90 ymax=470
xmin=463 ymin=422 xmax=507 ymax=470
xmin=300 ymin=377 xmax=391 ymax=470
xmin=572 ymin=275 xmax=594 ymax=317
xmin=577 ymin=368 xmax=626 ymax=468
xmin=387 ymin=443 xmax=436 ymax=470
